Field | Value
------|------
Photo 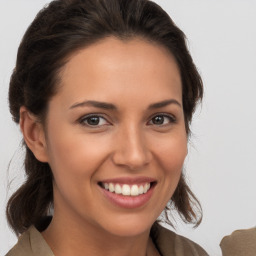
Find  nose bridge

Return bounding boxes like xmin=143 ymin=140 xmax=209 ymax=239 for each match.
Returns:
xmin=112 ymin=122 xmax=151 ymax=169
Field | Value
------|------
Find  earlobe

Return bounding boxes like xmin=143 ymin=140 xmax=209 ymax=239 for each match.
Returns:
xmin=19 ymin=106 xmax=48 ymax=163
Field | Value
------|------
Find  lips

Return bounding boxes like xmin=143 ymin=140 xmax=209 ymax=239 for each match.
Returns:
xmin=98 ymin=177 xmax=156 ymax=209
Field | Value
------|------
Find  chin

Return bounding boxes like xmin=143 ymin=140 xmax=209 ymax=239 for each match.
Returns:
xmin=98 ymin=213 xmax=155 ymax=238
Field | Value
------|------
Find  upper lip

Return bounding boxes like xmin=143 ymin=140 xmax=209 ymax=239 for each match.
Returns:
xmin=99 ymin=176 xmax=156 ymax=185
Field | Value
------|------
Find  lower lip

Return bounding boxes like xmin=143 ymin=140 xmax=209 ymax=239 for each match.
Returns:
xmin=100 ymin=184 xmax=155 ymax=209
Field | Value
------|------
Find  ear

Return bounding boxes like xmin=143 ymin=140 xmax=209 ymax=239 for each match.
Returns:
xmin=19 ymin=106 xmax=49 ymax=163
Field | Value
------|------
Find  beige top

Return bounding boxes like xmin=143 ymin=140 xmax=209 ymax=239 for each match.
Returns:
xmin=6 ymin=226 xmax=54 ymax=256
xmin=6 ymin=223 xmax=208 ymax=256
xmin=220 ymin=227 xmax=256 ymax=256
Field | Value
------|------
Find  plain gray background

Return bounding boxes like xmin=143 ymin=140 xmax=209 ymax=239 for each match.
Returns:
xmin=1 ymin=1 xmax=256 ymax=255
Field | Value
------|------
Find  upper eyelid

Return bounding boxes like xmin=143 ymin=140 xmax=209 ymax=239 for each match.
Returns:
xmin=79 ymin=113 xmax=108 ymax=119
xmin=148 ymin=112 xmax=176 ymax=120
xmin=79 ymin=113 xmax=110 ymax=124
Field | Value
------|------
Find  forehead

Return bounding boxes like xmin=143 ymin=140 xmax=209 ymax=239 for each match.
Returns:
xmin=55 ymin=37 xmax=182 ymax=107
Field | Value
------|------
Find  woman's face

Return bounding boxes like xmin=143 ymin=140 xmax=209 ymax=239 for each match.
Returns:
xmin=43 ymin=37 xmax=187 ymax=237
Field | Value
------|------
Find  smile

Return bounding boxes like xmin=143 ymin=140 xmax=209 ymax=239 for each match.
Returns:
xmin=98 ymin=177 xmax=156 ymax=209
xmin=102 ymin=183 xmax=151 ymax=196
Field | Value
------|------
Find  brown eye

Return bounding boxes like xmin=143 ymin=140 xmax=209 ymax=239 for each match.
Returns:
xmin=149 ymin=114 xmax=176 ymax=126
xmin=152 ymin=116 xmax=164 ymax=125
xmin=87 ymin=116 xmax=100 ymax=125
xmin=80 ymin=115 xmax=109 ymax=127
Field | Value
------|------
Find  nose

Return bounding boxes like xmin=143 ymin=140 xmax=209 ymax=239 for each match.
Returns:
xmin=111 ymin=125 xmax=152 ymax=170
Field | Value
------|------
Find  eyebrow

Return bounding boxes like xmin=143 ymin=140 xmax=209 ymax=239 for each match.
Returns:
xmin=148 ymin=99 xmax=182 ymax=109
xmin=69 ymin=99 xmax=181 ymax=111
xmin=69 ymin=100 xmax=117 ymax=110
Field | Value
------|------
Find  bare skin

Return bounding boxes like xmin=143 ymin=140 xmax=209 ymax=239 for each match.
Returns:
xmin=20 ymin=37 xmax=186 ymax=256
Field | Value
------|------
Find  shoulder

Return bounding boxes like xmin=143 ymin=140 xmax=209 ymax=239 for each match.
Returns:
xmin=152 ymin=223 xmax=208 ymax=256
xmin=6 ymin=226 xmax=54 ymax=256
xmin=220 ymin=227 xmax=256 ymax=256
xmin=6 ymin=227 xmax=32 ymax=256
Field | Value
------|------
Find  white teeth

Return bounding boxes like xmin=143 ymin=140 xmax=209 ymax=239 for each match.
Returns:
xmin=115 ymin=184 xmax=122 ymax=194
xmin=131 ymin=185 xmax=139 ymax=196
xmin=122 ymin=184 xmax=130 ymax=195
xmin=109 ymin=183 xmax=115 ymax=192
xmin=145 ymin=183 xmax=150 ymax=193
xmin=102 ymin=182 xmax=151 ymax=196
xmin=139 ymin=185 xmax=144 ymax=195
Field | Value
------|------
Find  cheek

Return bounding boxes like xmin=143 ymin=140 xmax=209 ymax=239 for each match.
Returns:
xmin=45 ymin=132 xmax=110 ymax=211
xmin=45 ymin=125 xmax=113 ymax=190
xmin=153 ymin=132 xmax=187 ymax=175
xmin=47 ymin=135 xmax=102 ymax=178
xmin=150 ymin=133 xmax=187 ymax=214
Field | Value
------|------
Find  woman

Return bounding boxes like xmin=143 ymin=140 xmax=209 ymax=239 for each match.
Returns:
xmin=6 ymin=0 xmax=207 ymax=255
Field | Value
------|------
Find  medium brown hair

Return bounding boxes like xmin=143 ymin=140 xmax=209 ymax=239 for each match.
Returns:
xmin=7 ymin=0 xmax=203 ymax=235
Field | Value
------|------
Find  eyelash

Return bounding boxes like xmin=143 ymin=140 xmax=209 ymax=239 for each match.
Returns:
xmin=147 ymin=113 xmax=176 ymax=126
xmin=79 ymin=114 xmax=110 ymax=127
xmin=78 ymin=113 xmax=176 ymax=128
